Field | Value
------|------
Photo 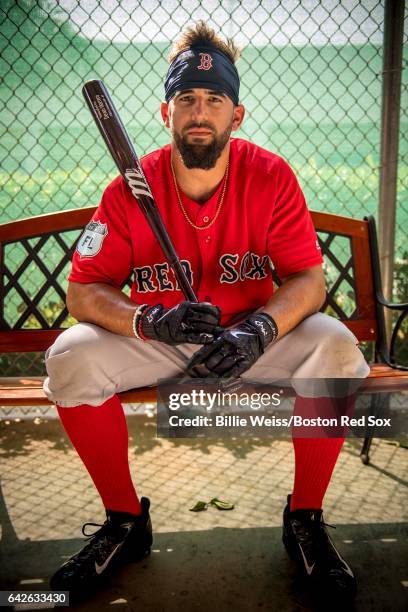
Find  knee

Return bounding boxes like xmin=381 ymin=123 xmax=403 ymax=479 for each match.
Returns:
xmin=306 ymin=314 xmax=370 ymax=378
xmin=44 ymin=323 xmax=113 ymax=406
xmin=45 ymin=323 xmax=100 ymax=366
xmin=44 ymin=323 xmax=104 ymax=385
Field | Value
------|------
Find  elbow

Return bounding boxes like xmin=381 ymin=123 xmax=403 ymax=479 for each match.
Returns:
xmin=318 ymin=288 xmax=327 ymax=311
xmin=304 ymin=270 xmax=326 ymax=313
xmin=318 ymin=279 xmax=327 ymax=310
xmin=312 ymin=266 xmax=327 ymax=312
xmin=298 ymin=267 xmax=327 ymax=313
xmin=315 ymin=276 xmax=327 ymax=312
xmin=66 ymin=282 xmax=83 ymax=321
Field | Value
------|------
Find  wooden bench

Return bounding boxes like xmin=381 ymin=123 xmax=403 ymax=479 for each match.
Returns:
xmin=1 ymin=208 xmax=407 ymax=463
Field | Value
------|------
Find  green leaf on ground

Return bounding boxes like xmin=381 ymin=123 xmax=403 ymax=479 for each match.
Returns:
xmin=210 ymin=498 xmax=235 ymax=510
xmin=189 ymin=501 xmax=208 ymax=512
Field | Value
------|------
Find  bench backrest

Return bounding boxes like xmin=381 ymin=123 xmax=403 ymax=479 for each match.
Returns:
xmin=0 ymin=208 xmax=380 ymax=353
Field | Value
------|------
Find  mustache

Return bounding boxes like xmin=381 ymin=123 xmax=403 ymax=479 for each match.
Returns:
xmin=183 ymin=122 xmax=216 ymax=133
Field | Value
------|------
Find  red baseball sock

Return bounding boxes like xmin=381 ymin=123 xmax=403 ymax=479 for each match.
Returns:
xmin=290 ymin=436 xmax=345 ymax=511
xmin=290 ymin=394 xmax=355 ymax=511
xmin=56 ymin=395 xmax=141 ymax=516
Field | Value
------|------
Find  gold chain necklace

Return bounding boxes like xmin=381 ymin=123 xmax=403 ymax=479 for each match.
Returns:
xmin=170 ymin=158 xmax=229 ymax=230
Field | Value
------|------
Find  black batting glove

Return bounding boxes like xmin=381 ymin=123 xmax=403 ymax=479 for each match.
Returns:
xmin=187 ymin=312 xmax=278 ymax=378
xmin=140 ymin=301 xmax=223 ymax=346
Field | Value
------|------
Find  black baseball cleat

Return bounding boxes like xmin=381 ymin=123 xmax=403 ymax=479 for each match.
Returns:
xmin=50 ymin=496 xmax=152 ymax=603
xmin=282 ymin=494 xmax=356 ymax=602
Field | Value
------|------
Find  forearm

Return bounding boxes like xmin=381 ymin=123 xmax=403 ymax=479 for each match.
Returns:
xmin=67 ymin=281 xmax=139 ymax=337
xmin=263 ymin=267 xmax=326 ymax=340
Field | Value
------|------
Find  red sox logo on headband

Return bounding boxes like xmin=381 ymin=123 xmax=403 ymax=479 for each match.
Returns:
xmin=197 ymin=52 xmax=213 ymax=71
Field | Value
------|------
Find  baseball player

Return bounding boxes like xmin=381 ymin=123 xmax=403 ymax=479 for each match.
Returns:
xmin=44 ymin=21 xmax=369 ymax=605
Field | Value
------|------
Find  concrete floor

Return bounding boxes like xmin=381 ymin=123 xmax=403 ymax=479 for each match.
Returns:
xmin=0 ymin=410 xmax=407 ymax=611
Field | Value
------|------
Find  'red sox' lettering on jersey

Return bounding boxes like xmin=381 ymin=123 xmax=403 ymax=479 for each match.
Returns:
xmin=134 ymin=260 xmax=193 ymax=293
xmin=219 ymin=252 xmax=270 ymax=283
xmin=71 ymin=139 xmax=322 ymax=326
xmin=132 ymin=251 xmax=269 ymax=292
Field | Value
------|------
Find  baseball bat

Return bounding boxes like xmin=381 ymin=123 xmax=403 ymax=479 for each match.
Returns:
xmin=82 ymin=79 xmax=197 ymax=302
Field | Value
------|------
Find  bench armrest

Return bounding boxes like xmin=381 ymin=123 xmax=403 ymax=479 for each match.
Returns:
xmin=388 ymin=308 xmax=408 ymax=371
xmin=364 ymin=216 xmax=408 ymax=371
xmin=375 ymin=294 xmax=408 ymax=311
xmin=375 ymin=289 xmax=408 ymax=371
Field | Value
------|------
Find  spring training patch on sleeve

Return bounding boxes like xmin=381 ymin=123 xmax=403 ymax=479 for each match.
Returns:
xmin=76 ymin=220 xmax=108 ymax=258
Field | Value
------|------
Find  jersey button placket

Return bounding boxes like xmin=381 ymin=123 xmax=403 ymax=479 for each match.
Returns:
xmin=196 ymin=216 xmax=214 ymax=303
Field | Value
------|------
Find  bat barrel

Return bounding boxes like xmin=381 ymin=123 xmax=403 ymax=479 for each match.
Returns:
xmin=82 ymin=80 xmax=137 ymax=171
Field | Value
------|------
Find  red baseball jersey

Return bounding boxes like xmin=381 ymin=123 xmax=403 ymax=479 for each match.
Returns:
xmin=70 ymin=138 xmax=323 ymax=325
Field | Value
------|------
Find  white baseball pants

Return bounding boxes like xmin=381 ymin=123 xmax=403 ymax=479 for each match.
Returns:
xmin=43 ymin=313 xmax=370 ymax=407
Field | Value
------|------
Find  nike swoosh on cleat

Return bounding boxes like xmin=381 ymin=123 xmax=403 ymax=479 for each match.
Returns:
xmin=95 ymin=543 xmax=122 ymax=575
xmin=94 ymin=526 xmax=132 ymax=575
xmin=297 ymin=543 xmax=315 ymax=576
xmin=328 ymin=535 xmax=355 ymax=577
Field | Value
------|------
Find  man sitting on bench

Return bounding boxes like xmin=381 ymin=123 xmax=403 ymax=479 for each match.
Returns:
xmin=43 ymin=21 xmax=369 ymax=605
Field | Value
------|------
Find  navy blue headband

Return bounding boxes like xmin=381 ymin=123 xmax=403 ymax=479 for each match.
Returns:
xmin=164 ymin=46 xmax=240 ymax=105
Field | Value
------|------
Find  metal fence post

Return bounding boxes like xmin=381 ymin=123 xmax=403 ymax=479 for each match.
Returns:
xmin=378 ymin=0 xmax=404 ymax=314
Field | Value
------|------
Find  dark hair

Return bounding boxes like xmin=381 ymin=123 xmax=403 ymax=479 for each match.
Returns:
xmin=168 ymin=20 xmax=240 ymax=64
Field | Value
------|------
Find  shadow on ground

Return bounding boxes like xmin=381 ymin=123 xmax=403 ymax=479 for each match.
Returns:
xmin=0 ymin=521 xmax=407 ymax=612
xmin=3 ymin=413 xmax=403 ymax=463
xmin=0 ymin=414 xmax=295 ymax=460
xmin=1 ymin=414 xmax=407 ymax=611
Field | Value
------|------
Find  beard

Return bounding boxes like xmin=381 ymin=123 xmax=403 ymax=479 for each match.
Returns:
xmin=172 ymin=121 xmax=232 ymax=169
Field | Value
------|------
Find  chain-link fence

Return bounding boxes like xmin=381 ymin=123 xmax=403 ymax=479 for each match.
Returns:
xmin=1 ymin=1 xmax=406 ymax=243
xmin=0 ymin=0 xmax=407 ymax=378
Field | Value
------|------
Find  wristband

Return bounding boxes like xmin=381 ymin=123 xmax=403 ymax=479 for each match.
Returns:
xmin=246 ymin=312 xmax=279 ymax=348
xmin=139 ymin=304 xmax=163 ymax=340
xmin=132 ymin=304 xmax=147 ymax=340
xmin=258 ymin=312 xmax=279 ymax=344
xmin=137 ymin=309 xmax=148 ymax=340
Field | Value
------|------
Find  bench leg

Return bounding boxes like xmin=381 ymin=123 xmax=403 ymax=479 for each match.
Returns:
xmin=359 ymin=392 xmax=389 ymax=465
xmin=360 ymin=435 xmax=373 ymax=465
